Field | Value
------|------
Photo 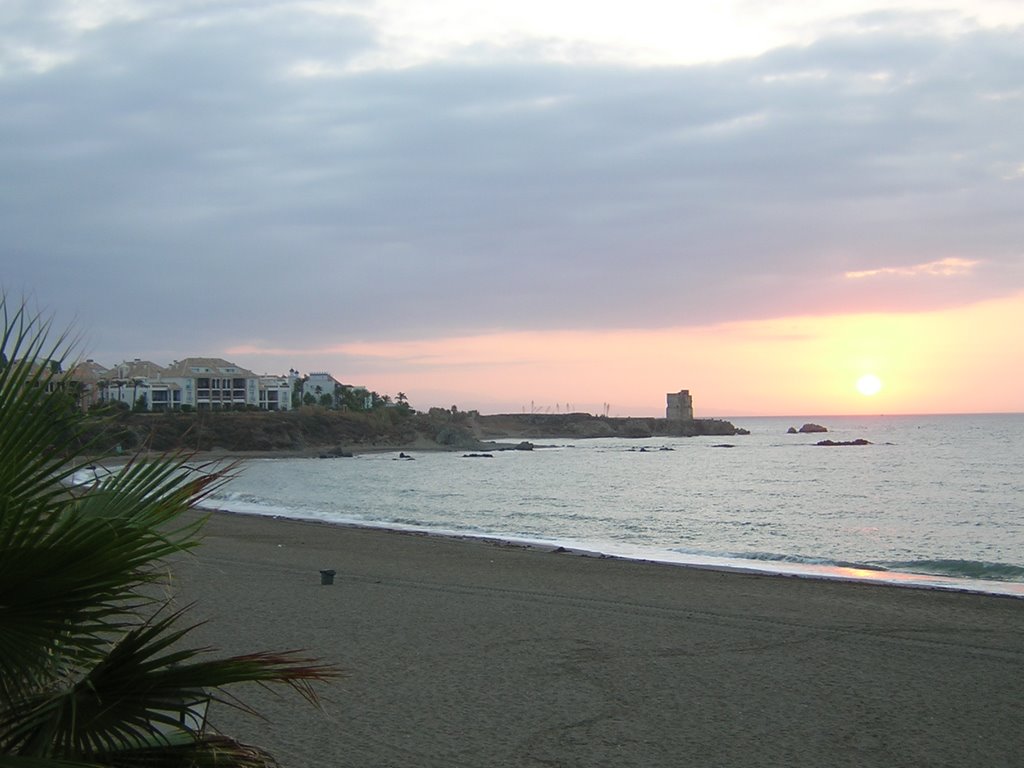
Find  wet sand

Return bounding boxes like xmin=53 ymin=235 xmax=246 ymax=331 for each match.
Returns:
xmin=170 ymin=510 xmax=1024 ymax=768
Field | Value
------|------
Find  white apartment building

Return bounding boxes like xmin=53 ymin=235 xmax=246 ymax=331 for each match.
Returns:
xmin=259 ymin=375 xmax=293 ymax=411
xmin=162 ymin=358 xmax=260 ymax=410
xmin=84 ymin=357 xmax=292 ymax=411
xmin=302 ymin=372 xmax=343 ymax=404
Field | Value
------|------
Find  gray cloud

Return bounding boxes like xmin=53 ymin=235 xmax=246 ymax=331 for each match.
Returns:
xmin=2 ymin=4 xmax=1022 ymax=361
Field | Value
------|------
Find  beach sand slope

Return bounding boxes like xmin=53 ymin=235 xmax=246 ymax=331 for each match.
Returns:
xmin=170 ymin=511 xmax=1024 ymax=768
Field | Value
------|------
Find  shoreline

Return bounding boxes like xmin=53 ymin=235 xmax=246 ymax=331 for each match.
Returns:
xmin=171 ymin=508 xmax=1024 ymax=768
xmin=194 ymin=504 xmax=1024 ymax=600
xmin=77 ymin=447 xmax=1024 ymax=598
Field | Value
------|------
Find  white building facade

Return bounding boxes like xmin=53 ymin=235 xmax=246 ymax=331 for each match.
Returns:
xmin=84 ymin=357 xmax=292 ymax=411
xmin=302 ymin=372 xmax=343 ymax=404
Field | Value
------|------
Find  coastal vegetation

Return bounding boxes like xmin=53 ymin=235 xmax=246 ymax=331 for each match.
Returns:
xmin=0 ymin=297 xmax=337 ymax=767
xmin=72 ymin=405 xmax=747 ymax=456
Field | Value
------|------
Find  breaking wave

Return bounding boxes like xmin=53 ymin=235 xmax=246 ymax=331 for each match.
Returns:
xmin=733 ymin=551 xmax=1024 ymax=583
xmin=874 ymin=559 xmax=1024 ymax=583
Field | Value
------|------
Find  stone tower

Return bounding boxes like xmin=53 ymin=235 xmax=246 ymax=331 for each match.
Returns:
xmin=666 ymin=389 xmax=693 ymax=421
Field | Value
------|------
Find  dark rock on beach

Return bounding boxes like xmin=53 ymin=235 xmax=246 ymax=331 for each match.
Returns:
xmin=816 ymin=439 xmax=872 ymax=446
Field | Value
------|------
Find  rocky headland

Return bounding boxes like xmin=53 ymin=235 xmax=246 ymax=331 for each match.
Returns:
xmin=77 ymin=408 xmax=748 ymax=457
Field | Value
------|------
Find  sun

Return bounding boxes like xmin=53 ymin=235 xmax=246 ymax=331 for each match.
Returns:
xmin=856 ymin=373 xmax=883 ymax=397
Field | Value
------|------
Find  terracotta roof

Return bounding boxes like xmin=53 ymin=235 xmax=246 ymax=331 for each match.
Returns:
xmin=66 ymin=359 xmax=110 ymax=383
xmin=162 ymin=357 xmax=257 ymax=378
xmin=111 ymin=360 xmax=167 ymax=379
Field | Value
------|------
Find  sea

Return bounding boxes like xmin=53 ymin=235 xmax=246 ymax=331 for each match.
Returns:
xmin=195 ymin=413 xmax=1024 ymax=598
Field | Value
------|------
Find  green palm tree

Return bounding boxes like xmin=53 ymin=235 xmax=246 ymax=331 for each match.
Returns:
xmin=0 ymin=297 xmax=337 ymax=768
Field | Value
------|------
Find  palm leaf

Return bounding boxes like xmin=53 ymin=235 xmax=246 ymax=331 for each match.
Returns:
xmin=1 ymin=295 xmax=340 ymax=767
xmin=2 ymin=608 xmax=335 ymax=761
xmin=0 ymin=302 xmax=86 ymax=507
xmin=0 ymin=457 xmax=228 ymax=704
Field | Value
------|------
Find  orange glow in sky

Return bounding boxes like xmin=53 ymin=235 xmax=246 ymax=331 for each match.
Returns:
xmin=229 ymin=291 xmax=1024 ymax=417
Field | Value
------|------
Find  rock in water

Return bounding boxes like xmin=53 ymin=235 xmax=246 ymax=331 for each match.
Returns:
xmin=798 ymin=423 xmax=828 ymax=433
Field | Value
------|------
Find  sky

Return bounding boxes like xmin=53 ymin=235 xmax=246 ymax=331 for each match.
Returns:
xmin=3 ymin=0 xmax=1023 ymax=417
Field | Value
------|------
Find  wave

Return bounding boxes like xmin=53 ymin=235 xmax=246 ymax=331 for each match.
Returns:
xmin=201 ymin=488 xmax=1024 ymax=588
xmin=872 ymin=559 xmax=1024 ymax=583
xmin=731 ymin=551 xmax=1024 ymax=583
xmin=728 ymin=550 xmax=885 ymax=571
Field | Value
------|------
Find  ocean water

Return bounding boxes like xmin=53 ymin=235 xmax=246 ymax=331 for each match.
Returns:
xmin=198 ymin=413 xmax=1024 ymax=597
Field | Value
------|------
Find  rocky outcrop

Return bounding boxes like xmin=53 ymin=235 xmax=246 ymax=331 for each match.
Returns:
xmin=473 ymin=413 xmax=747 ymax=439
xmin=816 ymin=439 xmax=871 ymax=446
xmin=795 ymin=423 xmax=828 ymax=433
xmin=78 ymin=408 xmax=749 ymax=456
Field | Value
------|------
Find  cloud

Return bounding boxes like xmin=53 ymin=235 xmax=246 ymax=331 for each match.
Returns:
xmin=1 ymin=2 xmax=1022 ymax=366
xmin=844 ymin=257 xmax=981 ymax=279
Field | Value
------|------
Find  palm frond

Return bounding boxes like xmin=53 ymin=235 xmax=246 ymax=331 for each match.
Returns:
xmin=1 ymin=607 xmax=337 ymax=762
xmin=0 ymin=300 xmax=86 ymax=508
xmin=0 ymin=295 xmax=340 ymax=767
xmin=97 ymin=734 xmax=281 ymax=768
xmin=0 ymin=755 xmax=103 ymax=768
xmin=0 ymin=456 xmax=230 ymax=703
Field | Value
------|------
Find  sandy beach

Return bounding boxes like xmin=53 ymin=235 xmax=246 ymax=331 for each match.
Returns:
xmin=169 ymin=510 xmax=1024 ymax=768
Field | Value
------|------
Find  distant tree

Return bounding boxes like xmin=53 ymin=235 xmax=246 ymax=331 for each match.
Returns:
xmin=291 ymin=373 xmax=306 ymax=409
xmin=133 ymin=394 xmax=148 ymax=412
xmin=302 ymin=392 xmax=317 ymax=406
xmin=130 ymin=377 xmax=143 ymax=407
xmin=64 ymin=379 xmax=85 ymax=411
xmin=340 ymin=387 xmax=368 ymax=411
xmin=319 ymin=393 xmax=333 ymax=408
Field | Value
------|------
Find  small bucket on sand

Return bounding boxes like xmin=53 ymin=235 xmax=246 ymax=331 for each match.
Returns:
xmin=319 ymin=569 xmax=336 ymax=585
